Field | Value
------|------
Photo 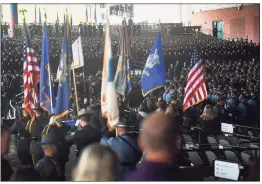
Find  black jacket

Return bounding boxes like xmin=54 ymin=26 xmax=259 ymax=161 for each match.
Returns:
xmin=67 ymin=125 xmax=101 ymax=156
xmin=199 ymin=117 xmax=221 ymax=144
xmin=88 ymin=105 xmax=102 ymax=131
xmin=43 ymin=124 xmax=71 ymax=165
xmin=9 ymin=117 xmax=31 ymax=137
xmin=35 ymin=156 xmax=64 ymax=181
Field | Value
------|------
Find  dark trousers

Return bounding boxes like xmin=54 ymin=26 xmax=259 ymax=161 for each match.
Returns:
xmin=17 ymin=138 xmax=33 ymax=166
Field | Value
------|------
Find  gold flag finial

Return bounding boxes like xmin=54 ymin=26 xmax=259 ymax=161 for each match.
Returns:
xmin=19 ymin=8 xmax=27 ymax=23
xmin=44 ymin=8 xmax=47 ymax=23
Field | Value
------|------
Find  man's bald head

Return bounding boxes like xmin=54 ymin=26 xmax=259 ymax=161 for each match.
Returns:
xmin=139 ymin=112 xmax=178 ymax=153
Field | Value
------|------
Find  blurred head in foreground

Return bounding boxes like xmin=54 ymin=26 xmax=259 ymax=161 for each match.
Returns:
xmin=139 ymin=112 xmax=181 ymax=164
xmin=73 ymin=144 xmax=119 ymax=181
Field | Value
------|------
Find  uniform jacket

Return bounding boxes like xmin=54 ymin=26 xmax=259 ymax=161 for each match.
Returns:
xmin=101 ymin=133 xmax=142 ymax=181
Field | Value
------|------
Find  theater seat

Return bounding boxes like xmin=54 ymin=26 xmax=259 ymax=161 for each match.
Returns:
xmin=188 ymin=152 xmax=204 ymax=166
xmin=205 ymin=151 xmax=217 ymax=166
xmin=224 ymin=150 xmax=240 ymax=162
xmin=239 ymin=141 xmax=251 ymax=148
xmin=226 ymin=136 xmax=239 ymax=146
xmin=241 ymin=151 xmax=252 ymax=164
xmin=182 ymin=134 xmax=194 ymax=144
xmin=219 ymin=139 xmax=231 ymax=147
xmin=250 ymin=144 xmax=260 ymax=159
xmin=207 ymin=135 xmax=219 ymax=149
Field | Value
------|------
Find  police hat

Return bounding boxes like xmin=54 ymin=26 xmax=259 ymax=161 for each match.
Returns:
xmin=116 ymin=117 xmax=130 ymax=128
xmin=41 ymin=133 xmax=59 ymax=149
xmin=77 ymin=108 xmax=89 ymax=119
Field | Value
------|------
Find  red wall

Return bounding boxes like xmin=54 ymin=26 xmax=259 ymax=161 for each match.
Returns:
xmin=192 ymin=4 xmax=260 ymax=43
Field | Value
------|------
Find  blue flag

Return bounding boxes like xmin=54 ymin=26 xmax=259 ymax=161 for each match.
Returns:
xmin=54 ymin=13 xmax=71 ymax=123
xmin=141 ymin=32 xmax=166 ymax=97
xmin=40 ymin=22 xmax=55 ymax=115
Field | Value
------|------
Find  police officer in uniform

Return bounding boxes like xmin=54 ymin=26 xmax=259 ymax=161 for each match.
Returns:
xmin=79 ymin=22 xmax=83 ymax=37
xmin=27 ymin=105 xmax=48 ymax=165
xmin=88 ymin=23 xmax=92 ymax=37
xmin=83 ymin=23 xmax=88 ymax=37
xmin=92 ymin=23 xmax=97 ymax=37
xmin=42 ymin=117 xmax=71 ymax=181
xmin=127 ymin=18 xmax=133 ymax=37
xmin=132 ymin=23 xmax=137 ymax=37
xmin=142 ymin=91 xmax=158 ymax=113
xmin=137 ymin=23 xmax=141 ymax=36
xmin=35 ymin=133 xmax=64 ymax=181
xmin=225 ymin=92 xmax=239 ymax=121
xmin=55 ymin=20 xmax=59 ymax=37
xmin=100 ymin=117 xmax=142 ymax=181
xmin=87 ymin=97 xmax=105 ymax=132
xmin=65 ymin=109 xmax=101 ymax=162
xmin=98 ymin=23 xmax=103 ymax=37
xmin=9 ymin=104 xmax=33 ymax=166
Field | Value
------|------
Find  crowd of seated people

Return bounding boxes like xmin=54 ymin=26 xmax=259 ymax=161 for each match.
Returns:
xmin=1 ymin=20 xmax=260 ymax=181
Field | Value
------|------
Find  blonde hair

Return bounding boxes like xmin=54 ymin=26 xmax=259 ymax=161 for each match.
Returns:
xmin=73 ymin=144 xmax=119 ymax=181
xmin=201 ymin=105 xmax=215 ymax=120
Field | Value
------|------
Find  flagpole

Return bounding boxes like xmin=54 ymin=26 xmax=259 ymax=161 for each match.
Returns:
xmin=72 ymin=67 xmax=79 ymax=114
xmin=44 ymin=13 xmax=54 ymax=114
xmin=77 ymin=29 xmax=87 ymax=100
xmin=158 ymin=19 xmax=163 ymax=41
xmin=70 ymin=12 xmax=80 ymax=114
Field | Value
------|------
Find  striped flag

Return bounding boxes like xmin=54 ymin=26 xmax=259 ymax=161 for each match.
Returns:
xmin=183 ymin=47 xmax=207 ymax=111
xmin=101 ymin=15 xmax=119 ymax=128
xmin=114 ymin=24 xmax=133 ymax=100
xmin=23 ymin=19 xmax=40 ymax=118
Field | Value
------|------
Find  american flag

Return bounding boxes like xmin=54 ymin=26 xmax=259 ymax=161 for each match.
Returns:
xmin=183 ymin=47 xmax=207 ymax=111
xmin=23 ymin=20 xmax=40 ymax=117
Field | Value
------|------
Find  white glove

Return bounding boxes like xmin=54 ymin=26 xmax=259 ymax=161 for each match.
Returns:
xmin=84 ymin=98 xmax=88 ymax=104
xmin=49 ymin=116 xmax=55 ymax=125
xmin=75 ymin=119 xmax=80 ymax=127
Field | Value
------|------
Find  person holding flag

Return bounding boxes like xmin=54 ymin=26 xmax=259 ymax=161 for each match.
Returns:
xmin=100 ymin=17 xmax=141 ymax=181
xmin=42 ymin=12 xmax=73 ymax=180
xmin=141 ymin=32 xmax=166 ymax=112
xmin=183 ymin=45 xmax=208 ymax=112
xmin=40 ymin=13 xmax=56 ymax=117
xmin=53 ymin=12 xmax=71 ymax=124
xmin=20 ymin=9 xmax=48 ymax=165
